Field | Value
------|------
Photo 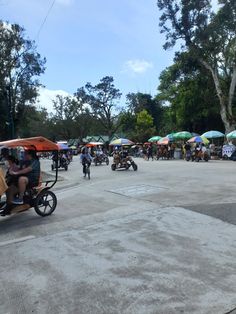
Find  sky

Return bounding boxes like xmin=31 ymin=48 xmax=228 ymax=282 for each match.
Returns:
xmin=0 ymin=0 xmax=218 ymax=112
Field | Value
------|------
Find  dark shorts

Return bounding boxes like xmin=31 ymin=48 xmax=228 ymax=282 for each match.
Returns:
xmin=27 ymin=176 xmax=39 ymax=188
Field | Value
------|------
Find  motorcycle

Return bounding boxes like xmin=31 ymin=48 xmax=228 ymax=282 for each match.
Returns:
xmin=111 ymin=153 xmax=138 ymax=171
xmin=93 ymin=153 xmax=109 ymax=166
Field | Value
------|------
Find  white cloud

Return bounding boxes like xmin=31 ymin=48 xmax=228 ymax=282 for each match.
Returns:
xmin=123 ymin=59 xmax=153 ymax=74
xmin=36 ymin=87 xmax=70 ymax=113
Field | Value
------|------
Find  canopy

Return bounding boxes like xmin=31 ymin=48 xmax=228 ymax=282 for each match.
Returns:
xmin=226 ymin=130 xmax=236 ymax=139
xmin=110 ymin=138 xmax=134 ymax=146
xmin=0 ymin=137 xmax=58 ymax=151
xmin=86 ymin=142 xmax=103 ymax=147
xmin=173 ymin=131 xmax=192 ymax=140
xmin=188 ymin=136 xmax=209 ymax=145
xmin=201 ymin=130 xmax=225 ymax=139
xmin=148 ymin=136 xmax=162 ymax=142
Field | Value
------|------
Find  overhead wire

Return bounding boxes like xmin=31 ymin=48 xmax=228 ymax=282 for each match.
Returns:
xmin=35 ymin=0 xmax=56 ymax=41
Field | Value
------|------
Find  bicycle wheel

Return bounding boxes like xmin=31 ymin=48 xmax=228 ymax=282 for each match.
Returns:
xmin=34 ymin=190 xmax=57 ymax=217
xmin=87 ymin=166 xmax=90 ymax=180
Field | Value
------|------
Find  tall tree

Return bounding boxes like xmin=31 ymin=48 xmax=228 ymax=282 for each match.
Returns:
xmin=75 ymin=76 xmax=122 ymax=140
xmin=0 ymin=21 xmax=46 ymax=139
xmin=51 ymin=94 xmax=103 ymax=141
xmin=135 ymin=109 xmax=156 ymax=142
xmin=126 ymin=92 xmax=163 ymax=132
xmin=157 ymin=53 xmax=224 ymax=133
xmin=157 ymin=0 xmax=236 ymax=133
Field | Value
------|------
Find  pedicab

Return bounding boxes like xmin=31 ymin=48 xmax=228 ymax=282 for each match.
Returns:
xmin=51 ymin=143 xmax=70 ymax=171
xmin=0 ymin=137 xmax=59 ymax=217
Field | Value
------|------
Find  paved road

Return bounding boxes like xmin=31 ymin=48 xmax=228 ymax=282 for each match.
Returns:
xmin=0 ymin=157 xmax=236 ymax=314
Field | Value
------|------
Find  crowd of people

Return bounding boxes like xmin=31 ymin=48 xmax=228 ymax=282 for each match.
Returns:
xmin=128 ymin=140 xmax=234 ymax=162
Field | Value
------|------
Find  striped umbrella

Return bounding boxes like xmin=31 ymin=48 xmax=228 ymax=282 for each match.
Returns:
xmin=188 ymin=136 xmax=209 ymax=145
xmin=110 ymin=138 xmax=134 ymax=146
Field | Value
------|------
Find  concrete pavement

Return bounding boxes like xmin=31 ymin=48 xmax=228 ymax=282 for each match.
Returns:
xmin=0 ymin=156 xmax=236 ymax=313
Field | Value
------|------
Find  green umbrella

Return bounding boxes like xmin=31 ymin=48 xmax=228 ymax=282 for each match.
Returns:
xmin=148 ymin=136 xmax=162 ymax=142
xmin=226 ymin=130 xmax=236 ymax=139
xmin=173 ymin=131 xmax=192 ymax=140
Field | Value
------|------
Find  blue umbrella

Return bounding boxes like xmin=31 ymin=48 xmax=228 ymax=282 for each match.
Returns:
xmin=201 ymin=130 xmax=225 ymax=139
xmin=166 ymin=133 xmax=175 ymax=141
xmin=57 ymin=143 xmax=70 ymax=150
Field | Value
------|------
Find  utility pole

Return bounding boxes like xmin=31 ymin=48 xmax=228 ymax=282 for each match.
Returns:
xmin=5 ymin=85 xmax=15 ymax=139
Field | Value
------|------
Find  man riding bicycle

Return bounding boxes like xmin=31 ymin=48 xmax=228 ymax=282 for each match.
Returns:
xmin=80 ymin=147 xmax=93 ymax=177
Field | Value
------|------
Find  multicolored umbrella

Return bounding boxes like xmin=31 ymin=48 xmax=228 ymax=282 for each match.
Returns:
xmin=226 ymin=130 xmax=236 ymax=139
xmin=110 ymin=138 xmax=134 ymax=146
xmin=188 ymin=136 xmax=209 ymax=145
xmin=148 ymin=136 xmax=162 ymax=142
xmin=157 ymin=137 xmax=170 ymax=145
xmin=173 ymin=131 xmax=192 ymax=140
xmin=201 ymin=130 xmax=224 ymax=138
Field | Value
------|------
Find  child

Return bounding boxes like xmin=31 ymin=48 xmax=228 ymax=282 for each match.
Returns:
xmin=5 ymin=155 xmax=19 ymax=186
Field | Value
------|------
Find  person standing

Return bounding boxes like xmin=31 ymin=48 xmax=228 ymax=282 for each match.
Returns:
xmin=147 ymin=144 xmax=153 ymax=161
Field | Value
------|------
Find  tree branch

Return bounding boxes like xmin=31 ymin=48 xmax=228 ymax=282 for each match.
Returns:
xmin=228 ymin=65 xmax=236 ymax=116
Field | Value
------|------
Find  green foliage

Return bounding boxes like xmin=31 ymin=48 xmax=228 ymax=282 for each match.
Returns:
xmin=157 ymin=0 xmax=236 ymax=132
xmin=75 ymin=76 xmax=122 ymax=140
xmin=49 ymin=94 xmax=106 ymax=141
xmin=126 ymin=92 xmax=163 ymax=133
xmin=0 ymin=21 xmax=46 ymax=139
xmin=134 ymin=110 xmax=156 ymax=142
xmin=157 ymin=53 xmax=225 ymax=133
xmin=118 ymin=111 xmax=136 ymax=139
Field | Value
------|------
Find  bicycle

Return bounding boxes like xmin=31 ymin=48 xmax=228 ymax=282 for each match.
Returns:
xmin=83 ymin=162 xmax=91 ymax=179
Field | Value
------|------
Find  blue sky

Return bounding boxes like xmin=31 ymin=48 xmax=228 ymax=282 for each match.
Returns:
xmin=1 ymin=0 xmax=179 ymax=110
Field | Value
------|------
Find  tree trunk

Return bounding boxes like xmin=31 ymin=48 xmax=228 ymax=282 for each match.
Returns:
xmin=200 ymin=60 xmax=236 ymax=134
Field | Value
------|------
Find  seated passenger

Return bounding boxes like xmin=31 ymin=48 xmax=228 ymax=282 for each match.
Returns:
xmin=5 ymin=155 xmax=19 ymax=186
xmin=8 ymin=150 xmax=40 ymax=205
